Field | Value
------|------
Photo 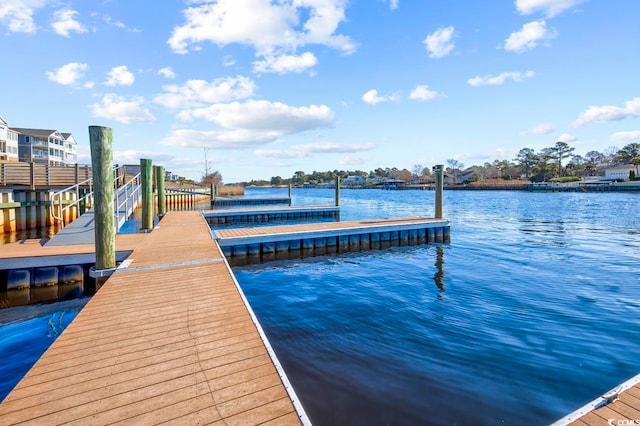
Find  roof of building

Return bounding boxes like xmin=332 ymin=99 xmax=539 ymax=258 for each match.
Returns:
xmin=11 ymin=128 xmax=64 ymax=138
xmin=0 ymin=116 xmax=8 ymax=127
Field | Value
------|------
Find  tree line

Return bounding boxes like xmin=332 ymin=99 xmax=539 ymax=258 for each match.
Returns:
xmin=219 ymin=142 xmax=640 ymax=186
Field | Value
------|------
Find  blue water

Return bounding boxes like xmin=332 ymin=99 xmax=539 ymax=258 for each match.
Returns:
xmin=0 ymin=299 xmax=86 ymax=402
xmin=233 ymin=188 xmax=640 ymax=425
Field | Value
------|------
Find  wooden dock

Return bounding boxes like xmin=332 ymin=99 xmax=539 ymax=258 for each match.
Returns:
xmin=204 ymin=205 xmax=340 ymax=225
xmin=553 ymin=373 xmax=640 ymax=425
xmin=0 ymin=211 xmax=308 ymax=425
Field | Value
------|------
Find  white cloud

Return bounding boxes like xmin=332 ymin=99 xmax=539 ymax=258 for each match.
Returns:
xmin=362 ymin=89 xmax=399 ymax=105
xmin=572 ymin=97 xmax=640 ymax=127
xmin=611 ymin=130 xmax=640 ymax=142
xmin=159 ymin=129 xmax=279 ymax=149
xmin=524 ymin=122 xmax=555 ymax=135
xmin=154 ymin=76 xmax=256 ymax=109
xmin=423 ymin=26 xmax=455 ymax=58
xmin=90 ymin=94 xmax=156 ymax=124
xmin=157 ymin=67 xmax=176 ymax=79
xmin=167 ymin=0 xmax=357 ymax=72
xmin=105 ymin=65 xmax=135 ymax=86
xmin=515 ymin=0 xmax=585 ymax=18
xmin=504 ymin=20 xmax=555 ymax=52
xmin=557 ymin=133 xmax=577 ymax=142
xmin=46 ymin=62 xmax=89 ymax=86
xmin=388 ymin=0 xmax=399 ymax=10
xmin=468 ymin=71 xmax=535 ymax=86
xmin=0 ymin=0 xmax=45 ymax=33
xmin=409 ymin=85 xmax=438 ymax=101
xmin=255 ymin=142 xmax=375 ymax=159
xmin=223 ymin=55 xmax=236 ymax=67
xmin=51 ymin=9 xmax=87 ymax=37
xmin=179 ymin=100 xmax=335 ymax=135
xmin=253 ymin=52 xmax=318 ymax=74
xmin=103 ymin=15 xmax=126 ymax=29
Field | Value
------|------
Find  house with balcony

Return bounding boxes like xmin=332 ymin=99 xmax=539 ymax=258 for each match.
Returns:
xmin=0 ymin=116 xmax=20 ymax=162
xmin=13 ymin=128 xmax=78 ymax=166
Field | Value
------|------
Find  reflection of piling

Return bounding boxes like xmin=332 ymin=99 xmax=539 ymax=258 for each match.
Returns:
xmin=155 ymin=166 xmax=166 ymax=217
xmin=433 ymin=164 xmax=444 ymax=219
xmin=434 ymin=246 xmax=445 ymax=296
xmin=335 ymin=176 xmax=341 ymax=207
xmin=141 ymin=159 xmax=154 ymax=231
xmin=89 ymin=126 xmax=115 ymax=289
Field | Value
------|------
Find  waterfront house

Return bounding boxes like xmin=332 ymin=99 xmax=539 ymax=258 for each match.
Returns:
xmin=604 ymin=164 xmax=636 ymax=180
xmin=0 ymin=117 xmax=20 ymax=162
xmin=13 ymin=128 xmax=78 ymax=166
xmin=343 ymin=175 xmax=366 ymax=186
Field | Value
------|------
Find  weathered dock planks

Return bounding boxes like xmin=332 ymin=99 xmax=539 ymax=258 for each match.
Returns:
xmin=0 ymin=211 xmax=308 ymax=425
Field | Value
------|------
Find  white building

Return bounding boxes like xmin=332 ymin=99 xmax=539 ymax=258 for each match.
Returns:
xmin=0 ymin=116 xmax=20 ymax=162
xmin=13 ymin=128 xmax=78 ymax=166
xmin=604 ymin=164 xmax=636 ymax=180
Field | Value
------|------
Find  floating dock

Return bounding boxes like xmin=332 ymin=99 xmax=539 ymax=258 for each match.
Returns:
xmin=204 ymin=205 xmax=340 ymax=225
xmin=212 ymin=197 xmax=292 ymax=208
xmin=552 ymin=373 xmax=640 ymax=425
xmin=214 ymin=217 xmax=450 ymax=261
xmin=0 ymin=211 xmax=309 ymax=425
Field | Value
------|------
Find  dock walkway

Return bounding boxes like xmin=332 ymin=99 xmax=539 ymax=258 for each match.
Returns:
xmin=0 ymin=210 xmax=307 ymax=425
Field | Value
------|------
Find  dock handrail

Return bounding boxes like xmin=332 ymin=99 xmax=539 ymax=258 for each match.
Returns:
xmin=51 ymin=164 xmax=140 ymax=229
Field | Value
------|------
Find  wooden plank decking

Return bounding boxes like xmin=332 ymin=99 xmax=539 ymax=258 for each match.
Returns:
xmin=0 ymin=210 xmax=307 ymax=425
xmin=554 ymin=373 xmax=640 ymax=425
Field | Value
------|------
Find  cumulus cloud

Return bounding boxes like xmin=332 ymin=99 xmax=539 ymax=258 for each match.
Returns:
xmin=253 ymin=52 xmax=318 ymax=74
xmin=51 ymin=9 xmax=87 ymax=37
xmin=105 ymin=65 xmax=135 ymax=86
xmin=611 ymin=130 xmax=640 ymax=142
xmin=409 ymin=85 xmax=438 ymax=101
xmin=362 ymin=89 xmax=399 ymax=105
xmin=423 ymin=26 xmax=455 ymax=58
xmin=158 ymin=67 xmax=176 ymax=79
xmin=90 ymin=94 xmax=156 ymax=124
xmin=572 ymin=97 xmax=640 ymax=127
xmin=255 ymin=142 xmax=375 ymax=159
xmin=179 ymin=100 xmax=335 ymax=135
xmin=160 ymin=129 xmax=280 ymax=149
xmin=504 ymin=20 xmax=555 ymax=52
xmin=46 ymin=62 xmax=89 ymax=86
xmin=0 ymin=0 xmax=45 ymax=33
xmin=468 ymin=71 xmax=535 ymax=86
xmin=524 ymin=122 xmax=555 ymax=135
xmin=387 ymin=0 xmax=399 ymax=10
xmin=154 ymin=76 xmax=256 ymax=109
xmin=557 ymin=133 xmax=577 ymax=142
xmin=515 ymin=0 xmax=585 ymax=18
xmin=167 ymin=0 xmax=356 ymax=73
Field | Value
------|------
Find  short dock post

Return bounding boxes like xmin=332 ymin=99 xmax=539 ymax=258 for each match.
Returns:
xmin=89 ymin=126 xmax=115 ymax=288
xmin=141 ymin=159 xmax=154 ymax=231
xmin=155 ymin=165 xmax=166 ymax=217
xmin=335 ymin=176 xmax=341 ymax=207
xmin=433 ymin=164 xmax=444 ymax=219
xmin=210 ymin=183 xmax=215 ymax=203
xmin=288 ymin=184 xmax=292 ymax=206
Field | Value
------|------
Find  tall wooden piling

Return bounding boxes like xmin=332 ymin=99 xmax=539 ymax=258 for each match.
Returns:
xmin=155 ymin=165 xmax=166 ymax=217
xmin=89 ymin=126 xmax=115 ymax=280
xmin=288 ymin=184 xmax=292 ymax=206
xmin=335 ymin=176 xmax=341 ymax=207
xmin=210 ymin=183 xmax=215 ymax=203
xmin=434 ymin=164 xmax=444 ymax=219
xmin=140 ymin=159 xmax=154 ymax=231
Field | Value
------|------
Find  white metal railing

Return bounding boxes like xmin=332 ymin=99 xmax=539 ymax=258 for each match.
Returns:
xmin=50 ymin=164 xmax=141 ymax=229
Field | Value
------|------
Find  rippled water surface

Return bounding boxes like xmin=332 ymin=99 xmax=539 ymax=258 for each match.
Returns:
xmin=233 ymin=188 xmax=640 ymax=425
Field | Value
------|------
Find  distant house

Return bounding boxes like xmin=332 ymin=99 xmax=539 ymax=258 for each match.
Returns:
xmin=343 ymin=175 xmax=366 ymax=186
xmin=13 ymin=128 xmax=78 ymax=166
xmin=0 ymin=116 xmax=20 ymax=162
xmin=605 ymin=164 xmax=636 ymax=180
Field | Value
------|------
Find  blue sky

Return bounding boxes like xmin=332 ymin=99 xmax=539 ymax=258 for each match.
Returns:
xmin=1 ymin=0 xmax=639 ymax=182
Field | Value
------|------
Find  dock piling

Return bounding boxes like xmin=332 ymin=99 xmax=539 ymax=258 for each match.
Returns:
xmin=335 ymin=176 xmax=341 ymax=207
xmin=88 ymin=126 xmax=115 ymax=288
xmin=140 ymin=159 xmax=154 ymax=230
xmin=155 ymin=165 xmax=166 ymax=217
xmin=433 ymin=164 xmax=444 ymax=219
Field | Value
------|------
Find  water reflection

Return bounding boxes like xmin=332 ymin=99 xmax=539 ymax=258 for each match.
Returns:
xmin=433 ymin=245 xmax=445 ymax=297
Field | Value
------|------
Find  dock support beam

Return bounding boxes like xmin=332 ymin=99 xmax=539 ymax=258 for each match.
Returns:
xmin=155 ymin=165 xmax=166 ymax=217
xmin=335 ymin=176 xmax=340 ymax=207
xmin=89 ymin=126 xmax=115 ymax=288
xmin=433 ymin=164 xmax=444 ymax=219
xmin=141 ymin=159 xmax=154 ymax=231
